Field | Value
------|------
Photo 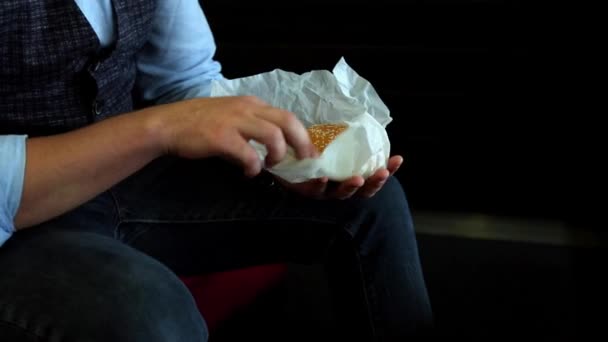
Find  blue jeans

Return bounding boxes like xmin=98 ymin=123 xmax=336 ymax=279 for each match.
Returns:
xmin=0 ymin=157 xmax=433 ymax=341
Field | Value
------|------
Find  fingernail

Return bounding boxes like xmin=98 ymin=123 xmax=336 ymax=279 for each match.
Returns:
xmin=300 ymin=149 xmax=317 ymax=160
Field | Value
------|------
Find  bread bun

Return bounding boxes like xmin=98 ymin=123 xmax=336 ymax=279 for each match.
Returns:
xmin=306 ymin=123 xmax=348 ymax=153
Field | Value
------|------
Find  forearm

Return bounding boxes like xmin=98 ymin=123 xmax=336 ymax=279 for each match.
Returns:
xmin=14 ymin=109 xmax=164 ymax=229
xmin=12 ymin=95 xmax=318 ymax=230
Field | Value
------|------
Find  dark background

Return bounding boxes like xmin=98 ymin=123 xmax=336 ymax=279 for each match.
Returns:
xmin=199 ymin=0 xmax=603 ymax=339
xmin=202 ymin=0 xmax=561 ymax=222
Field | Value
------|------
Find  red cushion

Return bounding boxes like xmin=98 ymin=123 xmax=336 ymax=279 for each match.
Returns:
xmin=180 ymin=263 xmax=288 ymax=331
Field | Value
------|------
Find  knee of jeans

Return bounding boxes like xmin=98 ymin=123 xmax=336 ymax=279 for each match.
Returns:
xmin=345 ymin=176 xmax=416 ymax=249
xmin=356 ymin=176 xmax=412 ymax=218
xmin=1 ymin=231 xmax=208 ymax=342
xmin=90 ymin=252 xmax=209 ymax=342
xmin=373 ymin=175 xmax=410 ymax=207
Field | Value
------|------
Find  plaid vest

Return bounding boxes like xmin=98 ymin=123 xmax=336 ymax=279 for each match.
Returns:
xmin=0 ymin=0 xmax=156 ymax=136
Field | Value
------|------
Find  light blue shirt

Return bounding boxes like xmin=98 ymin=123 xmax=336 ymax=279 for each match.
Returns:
xmin=0 ymin=0 xmax=223 ymax=246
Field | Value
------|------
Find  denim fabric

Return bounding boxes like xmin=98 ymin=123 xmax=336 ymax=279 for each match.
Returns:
xmin=0 ymin=157 xmax=433 ymax=341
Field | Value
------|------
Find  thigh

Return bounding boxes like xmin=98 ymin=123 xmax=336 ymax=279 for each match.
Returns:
xmin=0 ymin=229 xmax=207 ymax=342
xmin=111 ymin=157 xmax=349 ymax=274
xmin=111 ymin=156 xmax=341 ymax=224
xmin=110 ymin=157 xmax=415 ymax=275
xmin=111 ymin=157 xmax=431 ymax=340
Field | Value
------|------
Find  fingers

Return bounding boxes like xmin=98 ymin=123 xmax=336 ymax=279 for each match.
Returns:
xmin=239 ymin=118 xmax=287 ymax=167
xmin=275 ymin=176 xmax=329 ymax=199
xmin=387 ymin=155 xmax=403 ymax=175
xmin=218 ymin=135 xmax=262 ymax=178
xmin=357 ymin=169 xmax=390 ymax=198
xmin=330 ymin=176 xmax=364 ymax=200
xmin=310 ymin=177 xmax=329 ymax=198
xmin=222 ymin=96 xmax=315 ymax=176
xmin=292 ymin=177 xmax=330 ymax=199
xmin=354 ymin=156 xmax=402 ymax=198
xmin=254 ymin=106 xmax=318 ymax=159
xmin=351 ymin=156 xmax=402 ymax=198
xmin=235 ymin=96 xmax=317 ymax=161
xmin=348 ymin=156 xmax=402 ymax=198
xmin=330 ymin=155 xmax=400 ymax=199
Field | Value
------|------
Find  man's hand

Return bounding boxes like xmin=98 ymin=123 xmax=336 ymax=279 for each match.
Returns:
xmin=275 ymin=156 xmax=404 ymax=200
xmin=15 ymin=95 xmax=316 ymax=229
xmin=149 ymin=96 xmax=318 ymax=177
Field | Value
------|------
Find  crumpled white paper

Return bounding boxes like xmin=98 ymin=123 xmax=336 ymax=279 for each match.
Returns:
xmin=210 ymin=57 xmax=392 ymax=183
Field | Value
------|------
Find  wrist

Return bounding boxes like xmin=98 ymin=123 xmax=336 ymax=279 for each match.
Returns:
xmin=135 ymin=106 xmax=170 ymax=158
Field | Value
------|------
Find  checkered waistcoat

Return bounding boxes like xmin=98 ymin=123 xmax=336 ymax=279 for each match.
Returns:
xmin=0 ymin=0 xmax=156 ymax=136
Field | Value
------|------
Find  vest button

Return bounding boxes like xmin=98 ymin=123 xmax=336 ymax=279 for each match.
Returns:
xmin=92 ymin=101 xmax=103 ymax=116
xmin=88 ymin=61 xmax=101 ymax=73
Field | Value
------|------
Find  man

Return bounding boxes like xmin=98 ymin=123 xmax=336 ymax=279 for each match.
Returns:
xmin=0 ymin=0 xmax=433 ymax=340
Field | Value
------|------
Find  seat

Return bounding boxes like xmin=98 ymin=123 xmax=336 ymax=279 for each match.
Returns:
xmin=179 ymin=263 xmax=288 ymax=332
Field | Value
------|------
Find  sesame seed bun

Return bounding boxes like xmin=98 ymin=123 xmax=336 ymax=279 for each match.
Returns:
xmin=306 ymin=123 xmax=348 ymax=153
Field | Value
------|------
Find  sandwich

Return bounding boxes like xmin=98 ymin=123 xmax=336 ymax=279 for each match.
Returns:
xmin=306 ymin=123 xmax=348 ymax=153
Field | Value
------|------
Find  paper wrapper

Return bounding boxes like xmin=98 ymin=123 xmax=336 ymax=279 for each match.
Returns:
xmin=210 ymin=57 xmax=392 ymax=183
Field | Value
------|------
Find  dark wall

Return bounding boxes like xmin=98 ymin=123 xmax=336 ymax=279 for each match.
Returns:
xmin=200 ymin=0 xmax=566 ymax=223
xmin=197 ymin=3 xmax=603 ymax=338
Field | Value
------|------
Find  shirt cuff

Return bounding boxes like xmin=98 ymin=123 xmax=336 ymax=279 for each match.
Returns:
xmin=0 ymin=135 xmax=27 ymax=247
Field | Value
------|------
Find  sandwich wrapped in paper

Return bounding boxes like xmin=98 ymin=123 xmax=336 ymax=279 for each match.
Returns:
xmin=210 ymin=58 xmax=392 ymax=183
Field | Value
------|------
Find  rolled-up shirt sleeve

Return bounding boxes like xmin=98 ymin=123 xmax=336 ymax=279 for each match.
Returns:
xmin=0 ymin=135 xmax=27 ymax=247
xmin=135 ymin=0 xmax=224 ymax=104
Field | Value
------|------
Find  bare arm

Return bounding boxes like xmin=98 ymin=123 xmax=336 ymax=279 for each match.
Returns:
xmin=14 ymin=96 xmax=316 ymax=230
xmin=14 ymin=108 xmax=162 ymax=229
